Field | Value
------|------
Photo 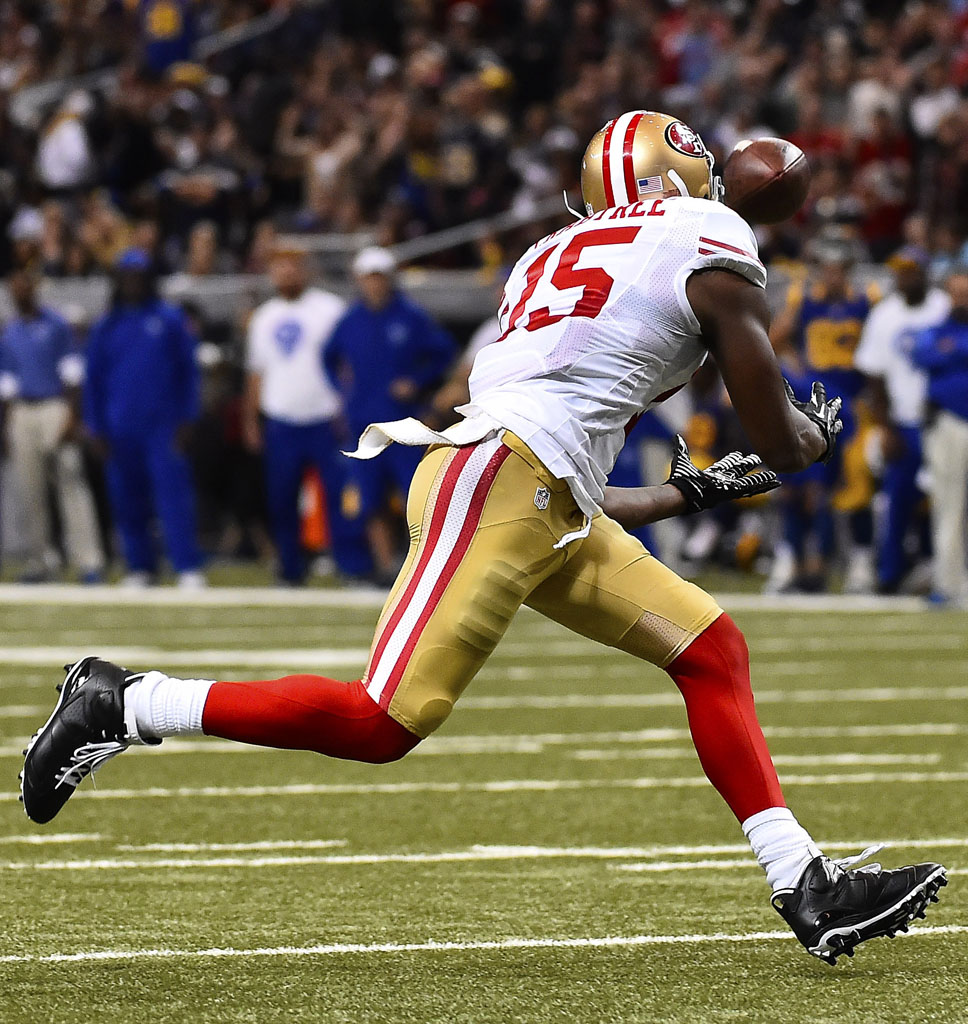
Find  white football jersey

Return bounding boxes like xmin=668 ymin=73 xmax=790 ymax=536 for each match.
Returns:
xmin=247 ymin=287 xmax=346 ymax=424
xmin=459 ymin=196 xmax=766 ymax=517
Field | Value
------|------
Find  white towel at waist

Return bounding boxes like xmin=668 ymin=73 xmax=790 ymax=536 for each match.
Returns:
xmin=343 ymin=413 xmax=591 ymax=550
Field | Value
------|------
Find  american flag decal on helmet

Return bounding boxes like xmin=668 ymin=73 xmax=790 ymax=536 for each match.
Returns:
xmin=637 ymin=175 xmax=664 ymax=194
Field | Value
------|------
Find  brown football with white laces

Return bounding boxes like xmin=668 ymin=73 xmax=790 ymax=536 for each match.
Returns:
xmin=723 ymin=138 xmax=810 ymax=224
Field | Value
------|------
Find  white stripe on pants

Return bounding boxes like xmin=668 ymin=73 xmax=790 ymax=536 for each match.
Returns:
xmin=925 ymin=409 xmax=968 ymax=599
xmin=7 ymin=399 xmax=103 ymax=574
xmin=364 ymin=437 xmax=504 ymax=706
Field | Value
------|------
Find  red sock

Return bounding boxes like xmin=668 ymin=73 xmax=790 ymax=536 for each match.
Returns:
xmin=202 ymin=676 xmax=420 ymax=764
xmin=665 ymin=613 xmax=784 ymax=822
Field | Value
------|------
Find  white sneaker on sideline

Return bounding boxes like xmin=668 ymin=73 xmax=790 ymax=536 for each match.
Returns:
xmin=177 ymin=571 xmax=207 ymax=590
xmin=763 ymin=543 xmax=796 ymax=595
xmin=844 ymin=548 xmax=875 ymax=594
xmin=119 ymin=572 xmax=151 ymax=589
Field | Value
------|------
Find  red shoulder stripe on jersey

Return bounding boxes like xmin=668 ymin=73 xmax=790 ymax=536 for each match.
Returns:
xmin=698 ymin=236 xmax=764 ymax=265
xmin=621 ymin=112 xmax=645 ymax=205
xmin=601 ymin=119 xmax=618 ymax=207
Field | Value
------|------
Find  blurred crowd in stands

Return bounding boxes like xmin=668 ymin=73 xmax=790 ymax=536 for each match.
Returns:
xmin=0 ymin=0 xmax=967 ymax=602
xmin=6 ymin=0 xmax=968 ymax=270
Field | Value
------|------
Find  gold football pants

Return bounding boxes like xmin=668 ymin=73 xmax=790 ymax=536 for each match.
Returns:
xmin=363 ymin=432 xmax=722 ymax=737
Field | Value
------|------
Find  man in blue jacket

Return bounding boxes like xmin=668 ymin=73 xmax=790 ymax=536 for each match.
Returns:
xmin=84 ymin=248 xmax=204 ymax=587
xmin=325 ymin=247 xmax=455 ymax=580
xmin=912 ymin=269 xmax=968 ymax=605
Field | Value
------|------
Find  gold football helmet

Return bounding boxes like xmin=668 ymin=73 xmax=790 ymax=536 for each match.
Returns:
xmin=580 ymin=110 xmax=723 ymax=215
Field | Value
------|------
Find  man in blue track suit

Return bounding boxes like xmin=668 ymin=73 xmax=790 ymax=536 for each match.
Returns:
xmin=325 ymin=247 xmax=456 ymax=582
xmin=84 ymin=248 xmax=204 ymax=587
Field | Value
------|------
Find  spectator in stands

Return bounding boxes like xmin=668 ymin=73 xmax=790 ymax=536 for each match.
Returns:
xmin=0 ymin=267 xmax=102 ymax=582
xmin=912 ymin=269 xmax=968 ymax=606
xmin=243 ymin=246 xmax=369 ymax=585
xmin=855 ymin=246 xmax=951 ymax=594
xmin=84 ymin=248 xmax=204 ymax=588
xmin=35 ymin=90 xmax=95 ymax=194
xmin=326 ymin=247 xmax=456 ymax=583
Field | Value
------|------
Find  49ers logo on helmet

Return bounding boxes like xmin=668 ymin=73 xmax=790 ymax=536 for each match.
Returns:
xmin=665 ymin=121 xmax=706 ymax=158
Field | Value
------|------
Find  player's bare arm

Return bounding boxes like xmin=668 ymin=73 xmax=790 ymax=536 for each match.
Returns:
xmin=602 ymin=435 xmax=780 ymax=529
xmin=687 ymin=268 xmax=830 ymax=472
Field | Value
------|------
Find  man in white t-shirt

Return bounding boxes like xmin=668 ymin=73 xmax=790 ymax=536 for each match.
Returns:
xmin=855 ymin=246 xmax=951 ymax=592
xmin=243 ymin=247 xmax=369 ymax=583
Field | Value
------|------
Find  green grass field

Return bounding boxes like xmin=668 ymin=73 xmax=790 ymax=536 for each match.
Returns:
xmin=1 ymin=586 xmax=966 ymax=1024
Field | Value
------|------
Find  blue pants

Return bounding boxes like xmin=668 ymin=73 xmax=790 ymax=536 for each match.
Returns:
xmin=605 ymin=436 xmax=658 ymax=555
xmin=105 ymin=430 xmax=201 ymax=574
xmin=347 ymin=441 xmax=424 ymax=521
xmin=877 ymin=425 xmax=924 ymax=589
xmin=263 ymin=417 xmax=370 ymax=582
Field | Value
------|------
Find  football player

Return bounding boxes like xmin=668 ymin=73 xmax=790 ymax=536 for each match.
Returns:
xmin=769 ymin=242 xmax=879 ymax=593
xmin=22 ymin=111 xmax=945 ymax=964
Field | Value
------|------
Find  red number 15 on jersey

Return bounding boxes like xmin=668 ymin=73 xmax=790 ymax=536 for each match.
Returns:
xmin=498 ymin=225 xmax=642 ymax=340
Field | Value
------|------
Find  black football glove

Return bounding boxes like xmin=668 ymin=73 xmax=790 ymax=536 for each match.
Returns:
xmin=665 ymin=434 xmax=780 ymax=514
xmin=783 ymin=378 xmax=843 ymax=464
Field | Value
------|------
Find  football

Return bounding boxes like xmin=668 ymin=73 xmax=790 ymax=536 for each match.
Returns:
xmin=723 ymin=137 xmax=811 ymax=224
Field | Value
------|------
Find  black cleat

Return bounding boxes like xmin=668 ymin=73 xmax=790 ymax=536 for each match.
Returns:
xmin=772 ymin=847 xmax=948 ymax=965
xmin=19 ymin=658 xmax=152 ymax=824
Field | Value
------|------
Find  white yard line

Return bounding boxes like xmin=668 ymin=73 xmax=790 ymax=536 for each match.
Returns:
xmin=0 ymin=833 xmax=101 ymax=845
xmin=108 ymin=837 xmax=968 ymax=858
xmin=0 ymin=647 xmax=370 ymax=668
xmin=0 ymin=924 xmax=964 ymax=966
xmin=572 ymin=752 xmax=941 ymax=765
xmin=752 ymin=635 xmax=968 ymax=653
xmin=0 ymin=844 xmax=957 ymax=872
xmin=2 ymin=770 xmax=968 ymax=804
xmin=459 ymin=686 xmax=968 ymax=709
xmin=0 ymin=584 xmax=933 ymax=612
xmin=0 ymin=705 xmax=47 ymax=718
xmin=4 ymin=838 xmax=966 ymax=869
xmin=1 ymin=643 xmax=963 ymax=670
xmin=2 ymin=721 xmax=961 ymax=759
xmin=8 ymin=678 xmax=955 ymax=706
xmin=115 ymin=839 xmax=347 ymax=853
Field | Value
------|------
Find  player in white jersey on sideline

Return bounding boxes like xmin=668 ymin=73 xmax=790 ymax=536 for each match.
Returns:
xmin=22 ymin=111 xmax=946 ymax=964
xmin=243 ymin=246 xmax=370 ymax=584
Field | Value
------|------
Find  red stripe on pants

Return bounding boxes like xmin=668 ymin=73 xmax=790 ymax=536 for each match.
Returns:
xmin=378 ymin=444 xmax=512 ymax=710
xmin=366 ymin=446 xmax=474 ymax=684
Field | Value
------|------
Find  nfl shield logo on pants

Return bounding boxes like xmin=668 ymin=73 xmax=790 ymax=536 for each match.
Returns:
xmin=534 ymin=486 xmax=551 ymax=511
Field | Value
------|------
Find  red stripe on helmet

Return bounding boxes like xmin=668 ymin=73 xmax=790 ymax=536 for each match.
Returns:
xmin=621 ymin=112 xmax=645 ymax=204
xmin=600 ymin=119 xmax=617 ymax=208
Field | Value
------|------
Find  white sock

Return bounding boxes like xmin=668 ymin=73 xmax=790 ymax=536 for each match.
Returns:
xmin=123 ymin=671 xmax=215 ymax=742
xmin=742 ymin=807 xmax=823 ymax=892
